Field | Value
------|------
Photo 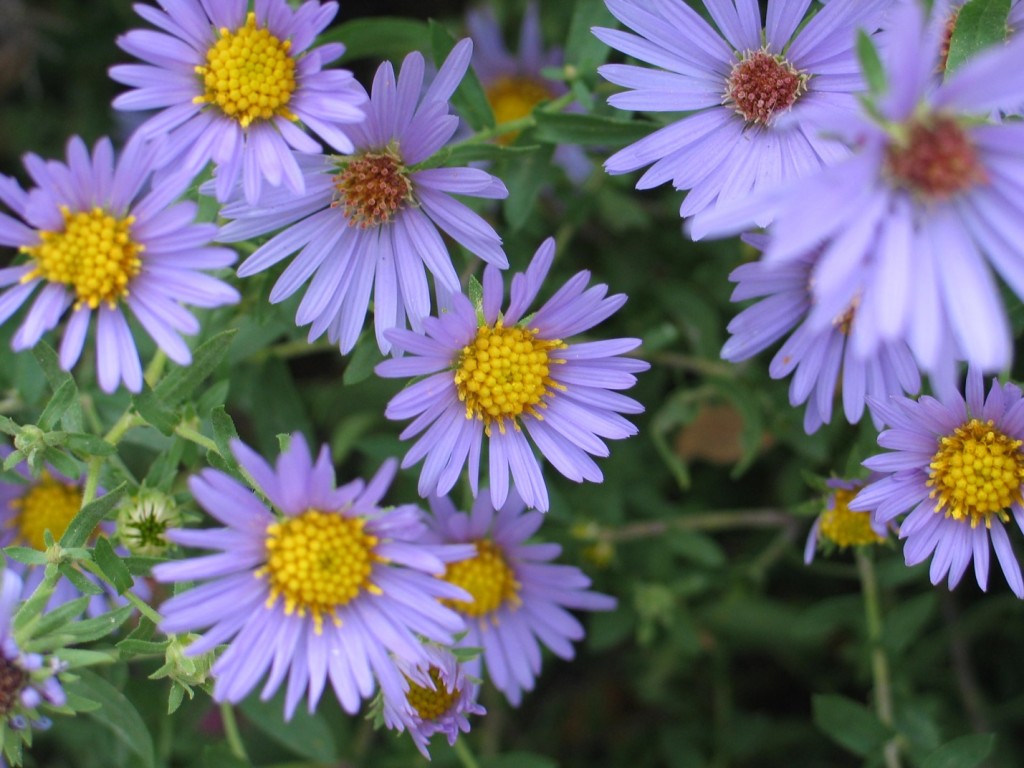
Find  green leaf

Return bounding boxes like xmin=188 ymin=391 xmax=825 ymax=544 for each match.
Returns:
xmin=812 ymin=694 xmax=891 ymax=757
xmin=57 ymin=563 xmax=105 ymax=597
xmin=93 ymin=537 xmax=134 ymax=595
xmin=481 ymin=753 xmax=559 ymax=768
xmin=3 ymin=547 xmax=47 ymax=565
xmin=153 ymin=329 xmax=237 ymax=407
xmin=325 ymin=17 xmax=431 ymax=63
xmin=565 ymin=0 xmax=617 ymax=77
xmin=71 ymin=669 xmax=156 ymax=768
xmin=55 ymin=648 xmax=118 ymax=669
xmin=63 ymin=433 xmax=115 ymax=457
xmin=430 ymin=20 xmax=495 ymax=131
xmin=37 ymin=379 xmax=78 ymax=433
xmin=210 ymin=405 xmax=241 ymax=468
xmin=343 ymin=335 xmax=384 ymax=386
xmin=132 ymin=383 xmax=178 ymax=437
xmin=856 ymin=29 xmax=887 ymax=95
xmin=28 ymin=604 xmax=134 ymax=651
xmin=240 ymin=694 xmax=338 ymax=762
xmin=945 ymin=0 xmax=1011 ymax=76
xmin=60 ymin=483 xmax=127 ymax=548
xmin=533 ymin=112 xmax=654 ymax=146
xmin=32 ymin=342 xmax=84 ymax=433
xmin=0 ymin=415 xmax=19 ymax=436
xmin=117 ymin=639 xmax=169 ymax=659
xmin=503 ymin=143 xmax=555 ymax=230
xmin=922 ymin=734 xmax=996 ymax=768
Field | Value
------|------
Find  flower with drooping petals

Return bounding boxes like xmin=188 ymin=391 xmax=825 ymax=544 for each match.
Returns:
xmin=0 ymin=134 xmax=239 ymax=392
xmin=693 ymin=2 xmax=1024 ymax=380
xmin=723 ymin=236 xmax=921 ymax=433
xmin=382 ymin=644 xmax=484 ymax=758
xmin=376 ymin=237 xmax=647 ymax=512
xmin=804 ymin=478 xmax=889 ymax=564
xmin=594 ymin=0 xmax=891 ymax=220
xmin=851 ymin=368 xmax=1024 ymax=597
xmin=216 ymin=39 xmax=509 ymax=354
xmin=109 ymin=0 xmax=367 ymax=203
xmin=423 ymin=490 xmax=616 ymax=706
xmin=153 ymin=434 xmax=472 ymax=718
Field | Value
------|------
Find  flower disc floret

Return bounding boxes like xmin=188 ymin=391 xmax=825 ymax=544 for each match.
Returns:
xmin=260 ymin=510 xmax=381 ymax=633
xmin=333 ymin=150 xmax=413 ymax=228
xmin=819 ymin=488 xmax=886 ymax=548
xmin=725 ymin=50 xmax=807 ymax=126
xmin=487 ymin=75 xmax=552 ymax=142
xmin=195 ymin=12 xmax=296 ymax=128
xmin=10 ymin=474 xmax=82 ymax=550
xmin=406 ymin=667 xmax=460 ymax=721
xmin=443 ymin=540 xmax=521 ymax=618
xmin=455 ymin=322 xmax=566 ymax=434
xmin=886 ymin=117 xmax=987 ymax=199
xmin=21 ymin=207 xmax=142 ymax=310
xmin=927 ymin=418 xmax=1024 ymax=527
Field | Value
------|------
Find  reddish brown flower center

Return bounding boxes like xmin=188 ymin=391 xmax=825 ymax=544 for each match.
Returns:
xmin=332 ymin=150 xmax=412 ymax=228
xmin=886 ymin=117 xmax=987 ymax=199
xmin=0 ymin=657 xmax=26 ymax=716
xmin=725 ymin=50 xmax=806 ymax=125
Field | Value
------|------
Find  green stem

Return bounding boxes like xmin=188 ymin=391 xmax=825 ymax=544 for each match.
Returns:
xmin=595 ymin=509 xmax=793 ymax=542
xmin=220 ymin=702 xmax=249 ymax=762
xmin=81 ymin=411 xmax=145 ymax=506
xmin=144 ymin=350 xmax=168 ymax=389
xmin=445 ymin=91 xmax=576 ymax=149
xmin=856 ymin=549 xmax=901 ymax=768
xmin=124 ymin=590 xmax=163 ymax=626
xmin=453 ymin=738 xmax=481 ymax=768
xmin=174 ymin=423 xmax=219 ymax=454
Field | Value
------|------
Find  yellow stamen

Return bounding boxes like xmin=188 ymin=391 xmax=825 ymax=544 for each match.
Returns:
xmin=10 ymin=473 xmax=83 ymax=550
xmin=194 ymin=12 xmax=297 ymax=128
xmin=442 ymin=539 xmax=521 ymax=619
xmin=453 ymin=321 xmax=566 ymax=436
xmin=258 ymin=510 xmax=381 ymax=634
xmin=406 ymin=667 xmax=459 ymax=721
xmin=819 ymin=488 xmax=886 ymax=549
xmin=927 ymin=418 xmax=1024 ymax=528
xmin=20 ymin=206 xmax=142 ymax=310
xmin=486 ymin=75 xmax=553 ymax=144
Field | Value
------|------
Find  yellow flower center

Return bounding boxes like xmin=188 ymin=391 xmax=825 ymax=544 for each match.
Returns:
xmin=927 ymin=418 xmax=1024 ymax=527
xmin=332 ymin=150 xmax=413 ymax=228
xmin=486 ymin=75 xmax=553 ymax=144
xmin=10 ymin=473 xmax=83 ymax=550
xmin=819 ymin=488 xmax=886 ymax=549
xmin=406 ymin=667 xmax=459 ymax=721
xmin=442 ymin=539 xmax=521 ymax=618
xmin=194 ymin=12 xmax=297 ymax=128
xmin=20 ymin=206 xmax=143 ymax=310
xmin=454 ymin=322 xmax=566 ymax=435
xmin=259 ymin=510 xmax=382 ymax=634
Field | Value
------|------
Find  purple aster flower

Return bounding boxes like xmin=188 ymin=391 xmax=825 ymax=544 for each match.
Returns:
xmin=804 ymin=478 xmax=889 ymax=564
xmin=375 ymin=237 xmax=647 ymax=512
xmin=381 ymin=644 xmax=484 ymax=758
xmin=593 ymin=0 xmax=891 ymax=221
xmin=0 ymin=448 xmax=151 ymax=618
xmin=0 ymin=133 xmax=239 ymax=392
xmin=723 ymin=235 xmax=921 ymax=433
xmin=153 ymin=433 xmax=472 ymax=718
xmin=468 ymin=2 xmax=591 ymax=182
xmin=693 ymin=3 xmax=1024 ymax=379
xmin=216 ymin=40 xmax=509 ymax=354
xmin=422 ymin=490 xmax=616 ymax=706
xmin=850 ymin=368 xmax=1024 ymax=597
xmin=109 ymin=0 xmax=366 ymax=204
xmin=0 ymin=570 xmax=67 ymax=729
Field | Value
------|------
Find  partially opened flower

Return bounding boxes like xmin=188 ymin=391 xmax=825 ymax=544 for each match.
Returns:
xmin=376 ymin=237 xmax=647 ymax=512
xmin=468 ymin=2 xmax=590 ymax=181
xmin=422 ymin=490 xmax=616 ymax=706
xmin=594 ymin=0 xmax=890 ymax=220
xmin=109 ymin=0 xmax=366 ymax=203
xmin=723 ymin=236 xmax=921 ymax=433
xmin=216 ymin=40 xmax=508 ymax=354
xmin=153 ymin=434 xmax=471 ymax=718
xmin=693 ymin=3 xmax=1024 ymax=379
xmin=0 ymin=134 xmax=239 ymax=392
xmin=381 ymin=644 xmax=484 ymax=758
xmin=851 ymin=368 xmax=1024 ymax=597
xmin=804 ymin=478 xmax=889 ymax=564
